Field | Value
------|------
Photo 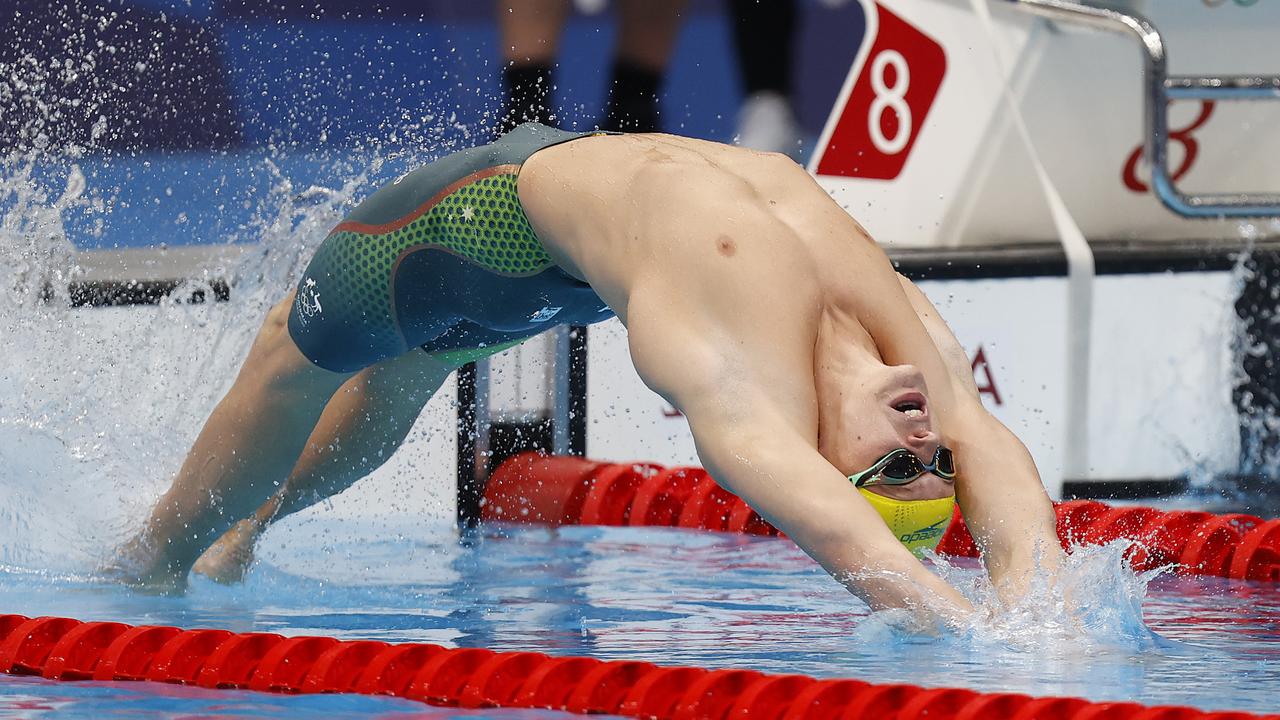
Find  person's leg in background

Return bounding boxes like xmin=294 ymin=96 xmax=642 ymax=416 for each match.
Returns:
xmin=497 ymin=0 xmax=570 ymax=133
xmin=603 ymin=0 xmax=686 ymax=132
xmin=730 ymin=0 xmax=804 ymax=157
xmin=193 ymin=348 xmax=458 ymax=583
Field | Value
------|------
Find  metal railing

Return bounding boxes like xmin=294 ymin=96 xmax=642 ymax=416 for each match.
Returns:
xmin=1011 ymin=0 xmax=1280 ymax=218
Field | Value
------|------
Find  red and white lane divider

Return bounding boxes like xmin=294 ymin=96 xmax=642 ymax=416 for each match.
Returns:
xmin=5 ymin=455 xmax=1274 ymax=717
xmin=482 ymin=453 xmax=1280 ymax=583
xmin=0 ymin=614 xmax=1274 ymax=719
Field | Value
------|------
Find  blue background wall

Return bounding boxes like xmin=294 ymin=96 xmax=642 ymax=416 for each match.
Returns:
xmin=1 ymin=0 xmax=865 ymax=248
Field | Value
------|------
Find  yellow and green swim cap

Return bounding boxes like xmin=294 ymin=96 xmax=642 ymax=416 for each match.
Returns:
xmin=857 ymin=487 xmax=955 ymax=556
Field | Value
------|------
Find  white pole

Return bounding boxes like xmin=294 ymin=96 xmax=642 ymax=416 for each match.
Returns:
xmin=969 ymin=0 xmax=1096 ymax=485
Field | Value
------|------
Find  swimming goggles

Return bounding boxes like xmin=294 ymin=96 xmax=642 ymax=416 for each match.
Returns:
xmin=847 ymin=447 xmax=957 ymax=487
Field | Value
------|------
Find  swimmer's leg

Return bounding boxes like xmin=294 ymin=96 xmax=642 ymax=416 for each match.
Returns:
xmin=112 ymin=291 xmax=354 ymax=590
xmin=192 ymin=349 xmax=454 ymax=583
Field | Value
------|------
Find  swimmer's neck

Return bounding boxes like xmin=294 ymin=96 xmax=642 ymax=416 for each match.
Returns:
xmin=814 ymin=300 xmax=881 ymax=370
xmin=813 ymin=301 xmax=880 ymax=417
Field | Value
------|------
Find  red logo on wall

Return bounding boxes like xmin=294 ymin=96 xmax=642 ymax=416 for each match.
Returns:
xmin=1122 ymin=100 xmax=1215 ymax=193
xmin=971 ymin=345 xmax=1003 ymax=406
xmin=814 ymin=3 xmax=947 ymax=180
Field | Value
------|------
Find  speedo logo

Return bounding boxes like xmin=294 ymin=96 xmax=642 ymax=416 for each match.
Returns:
xmin=899 ymin=518 xmax=949 ymax=545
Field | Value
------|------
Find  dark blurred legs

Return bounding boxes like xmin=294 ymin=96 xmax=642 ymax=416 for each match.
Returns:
xmin=496 ymin=0 xmax=686 ymax=135
xmin=603 ymin=0 xmax=686 ymax=132
xmin=731 ymin=0 xmax=794 ymax=100
xmin=497 ymin=0 xmax=568 ymax=132
xmin=729 ymin=0 xmax=802 ymax=156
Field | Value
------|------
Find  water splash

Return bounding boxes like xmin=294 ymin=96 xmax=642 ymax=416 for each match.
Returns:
xmin=853 ymin=541 xmax=1170 ymax=656
xmin=0 ymin=0 xmax=509 ymax=575
xmin=0 ymin=39 xmax=400 ymax=571
xmin=961 ymin=543 xmax=1167 ymax=652
xmin=0 ymin=158 xmax=364 ymax=571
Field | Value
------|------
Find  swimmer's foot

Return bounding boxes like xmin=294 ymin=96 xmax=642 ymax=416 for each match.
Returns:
xmin=192 ymin=518 xmax=264 ymax=585
xmin=99 ymin=534 xmax=190 ymax=595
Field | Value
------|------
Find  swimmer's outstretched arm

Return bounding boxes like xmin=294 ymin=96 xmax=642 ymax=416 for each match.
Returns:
xmin=681 ymin=380 xmax=973 ymax=620
xmin=950 ymin=406 xmax=1062 ymax=593
xmin=897 ymin=278 xmax=1062 ymax=599
xmin=626 ymin=320 xmax=972 ymax=620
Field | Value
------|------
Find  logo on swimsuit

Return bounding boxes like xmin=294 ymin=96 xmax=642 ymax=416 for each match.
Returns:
xmin=529 ymin=306 xmax=562 ymax=323
xmin=899 ymin=517 xmax=949 ymax=545
xmin=294 ymin=278 xmax=323 ymax=327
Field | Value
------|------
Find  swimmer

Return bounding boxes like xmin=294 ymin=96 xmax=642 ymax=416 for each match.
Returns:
xmin=112 ymin=124 xmax=1062 ymax=621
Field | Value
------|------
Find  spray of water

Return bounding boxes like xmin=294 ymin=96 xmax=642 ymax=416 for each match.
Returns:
xmin=851 ymin=541 xmax=1169 ymax=654
xmin=0 ymin=0 xmax=516 ymax=575
xmin=0 ymin=15 xmax=459 ymax=573
xmin=0 ymin=156 xmax=370 ymax=571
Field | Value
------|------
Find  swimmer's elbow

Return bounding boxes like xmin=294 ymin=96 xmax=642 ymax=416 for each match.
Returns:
xmin=945 ymin=406 xmax=993 ymax=456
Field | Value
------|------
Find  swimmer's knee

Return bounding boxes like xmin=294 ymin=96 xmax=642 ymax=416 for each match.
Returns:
xmin=264 ymin=291 xmax=296 ymax=333
xmin=257 ymin=292 xmax=305 ymax=359
xmin=246 ymin=293 xmax=299 ymax=359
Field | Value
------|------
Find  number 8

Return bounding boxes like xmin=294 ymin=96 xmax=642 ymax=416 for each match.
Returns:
xmin=868 ymin=50 xmax=912 ymax=155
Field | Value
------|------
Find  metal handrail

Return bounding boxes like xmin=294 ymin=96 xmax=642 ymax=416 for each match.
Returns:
xmin=1010 ymin=0 xmax=1280 ymax=218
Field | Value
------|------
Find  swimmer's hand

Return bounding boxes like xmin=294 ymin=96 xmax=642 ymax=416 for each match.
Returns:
xmin=836 ymin=553 xmax=975 ymax=630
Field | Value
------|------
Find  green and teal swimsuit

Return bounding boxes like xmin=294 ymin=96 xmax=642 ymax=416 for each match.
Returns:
xmin=288 ymin=123 xmax=615 ymax=372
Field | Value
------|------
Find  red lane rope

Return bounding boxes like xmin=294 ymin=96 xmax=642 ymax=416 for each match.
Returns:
xmin=482 ymin=453 xmax=1280 ymax=583
xmin=1 ymin=614 xmax=1274 ymax=719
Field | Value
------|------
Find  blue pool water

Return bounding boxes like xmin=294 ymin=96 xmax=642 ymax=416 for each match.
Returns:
xmin=1 ymin=519 xmax=1277 ymax=717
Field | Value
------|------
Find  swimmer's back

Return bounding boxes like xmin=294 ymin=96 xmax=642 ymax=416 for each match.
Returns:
xmin=520 ymin=132 xmax=893 ymax=335
xmin=520 ymin=132 xmax=960 ymax=438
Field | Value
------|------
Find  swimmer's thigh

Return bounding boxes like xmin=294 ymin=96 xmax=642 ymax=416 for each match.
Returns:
xmin=295 ymin=348 xmax=453 ymax=483
xmin=238 ymin=289 xmax=354 ymax=392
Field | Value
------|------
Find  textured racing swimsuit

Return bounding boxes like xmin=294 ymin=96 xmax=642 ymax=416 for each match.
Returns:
xmin=287 ymin=123 xmax=615 ymax=373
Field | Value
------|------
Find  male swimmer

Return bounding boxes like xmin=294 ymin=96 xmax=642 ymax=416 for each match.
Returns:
xmin=114 ymin=123 xmax=1062 ymax=621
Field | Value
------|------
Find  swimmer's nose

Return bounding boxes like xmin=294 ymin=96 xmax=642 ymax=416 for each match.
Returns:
xmin=903 ymin=430 xmax=937 ymax=454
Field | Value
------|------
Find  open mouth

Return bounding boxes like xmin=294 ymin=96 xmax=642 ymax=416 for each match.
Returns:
xmin=891 ymin=392 xmax=928 ymax=419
